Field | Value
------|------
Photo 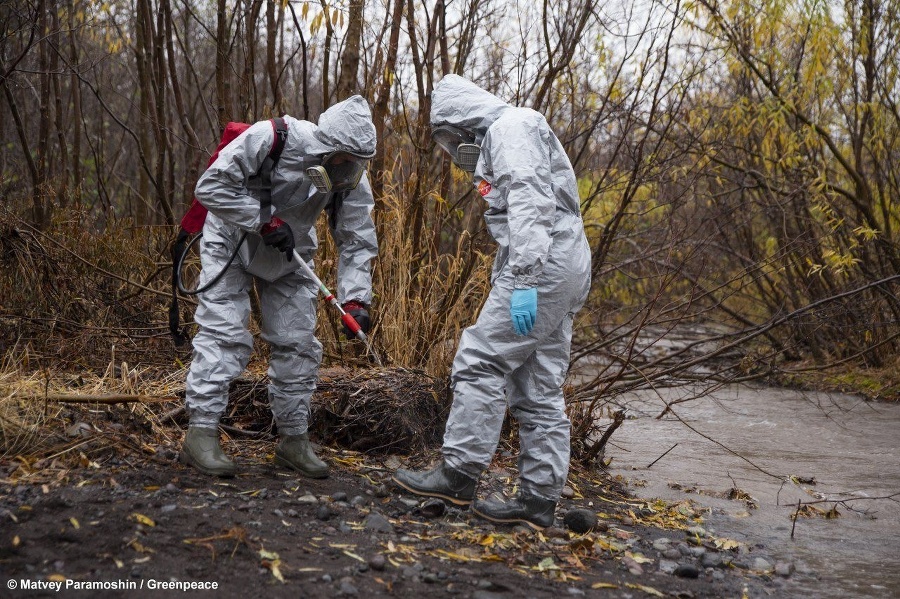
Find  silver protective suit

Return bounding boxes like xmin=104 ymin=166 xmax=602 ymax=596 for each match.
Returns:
xmin=185 ymin=96 xmax=378 ymax=435
xmin=432 ymin=75 xmax=592 ymax=501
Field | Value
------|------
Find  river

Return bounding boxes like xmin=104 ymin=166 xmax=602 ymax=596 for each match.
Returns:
xmin=606 ymin=384 xmax=900 ymax=598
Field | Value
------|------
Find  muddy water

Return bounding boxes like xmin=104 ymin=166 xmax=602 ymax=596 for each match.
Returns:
xmin=607 ymin=385 xmax=900 ymax=598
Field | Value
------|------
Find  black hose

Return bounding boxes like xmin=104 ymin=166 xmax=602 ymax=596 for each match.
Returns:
xmin=175 ymin=231 xmax=248 ymax=296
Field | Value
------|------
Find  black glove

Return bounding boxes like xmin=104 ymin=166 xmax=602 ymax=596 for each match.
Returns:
xmin=261 ymin=217 xmax=294 ymax=260
xmin=342 ymin=301 xmax=370 ymax=339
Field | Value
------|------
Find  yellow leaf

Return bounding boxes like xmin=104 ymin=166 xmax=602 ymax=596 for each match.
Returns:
xmin=70 ymin=517 xmax=80 ymax=529
xmin=625 ymin=551 xmax=653 ymax=564
xmin=130 ymin=513 xmax=155 ymax=527
xmin=114 ymin=558 xmax=124 ymax=568
xmin=343 ymin=550 xmax=365 ymax=562
xmin=259 ymin=548 xmax=280 ymax=561
xmin=47 ymin=574 xmax=67 ymax=582
xmin=591 ymin=582 xmax=619 ymax=589
xmin=479 ymin=534 xmax=497 ymax=547
xmin=13 ymin=535 xmax=20 ymax=547
xmin=625 ymin=583 xmax=665 ymax=597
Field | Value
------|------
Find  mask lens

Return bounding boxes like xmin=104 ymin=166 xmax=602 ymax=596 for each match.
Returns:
xmin=322 ymin=153 xmax=368 ymax=191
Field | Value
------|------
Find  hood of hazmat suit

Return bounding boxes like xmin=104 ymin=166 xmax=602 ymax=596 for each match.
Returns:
xmin=430 ymin=75 xmax=592 ymax=502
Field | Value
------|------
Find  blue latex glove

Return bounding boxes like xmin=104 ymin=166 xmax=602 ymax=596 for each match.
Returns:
xmin=510 ymin=288 xmax=538 ymax=336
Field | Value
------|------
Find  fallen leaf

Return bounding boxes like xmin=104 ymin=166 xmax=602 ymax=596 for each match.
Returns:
xmin=47 ymin=574 xmax=66 ymax=582
xmin=130 ymin=513 xmax=155 ymax=527
xmin=535 ymin=557 xmax=558 ymax=571
xmin=133 ymin=556 xmax=151 ymax=564
xmin=13 ymin=535 xmax=20 ymax=547
xmin=625 ymin=551 xmax=653 ymax=564
xmin=625 ymin=583 xmax=665 ymax=597
xmin=70 ymin=517 xmax=80 ymax=530
xmin=591 ymin=582 xmax=619 ymax=589
xmin=113 ymin=558 xmax=124 ymax=568
xmin=343 ymin=550 xmax=365 ymax=563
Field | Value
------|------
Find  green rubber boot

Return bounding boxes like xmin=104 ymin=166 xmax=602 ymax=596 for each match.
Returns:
xmin=274 ymin=434 xmax=329 ymax=479
xmin=180 ymin=426 xmax=236 ymax=477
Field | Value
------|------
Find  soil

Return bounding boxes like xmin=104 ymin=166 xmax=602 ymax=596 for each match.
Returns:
xmin=0 ymin=441 xmax=775 ymax=598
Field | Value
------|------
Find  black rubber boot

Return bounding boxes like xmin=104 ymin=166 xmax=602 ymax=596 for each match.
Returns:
xmin=180 ymin=426 xmax=237 ymax=477
xmin=274 ymin=434 xmax=329 ymax=479
xmin=392 ymin=461 xmax=477 ymax=506
xmin=472 ymin=492 xmax=557 ymax=530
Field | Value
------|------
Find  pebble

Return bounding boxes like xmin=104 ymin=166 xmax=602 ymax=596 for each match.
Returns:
xmin=316 ymin=505 xmax=333 ymax=521
xmin=561 ymin=486 xmax=575 ymax=499
xmin=273 ymin=509 xmax=284 ymax=518
xmin=401 ymin=566 xmax=418 ymax=580
xmin=321 ymin=573 xmax=333 ymax=583
xmin=658 ymin=559 xmax=678 ymax=575
xmin=331 ymin=491 xmax=348 ymax=502
xmin=674 ymin=563 xmax=700 ymax=578
xmin=373 ymin=484 xmax=391 ymax=498
xmin=350 ymin=495 xmax=367 ymax=507
xmin=622 ymin=556 xmax=643 ymax=575
xmin=423 ymin=573 xmax=439 ymax=584
xmin=368 ymin=554 xmax=386 ymax=571
xmin=774 ymin=561 xmax=795 ymax=577
xmin=752 ymin=557 xmax=773 ymax=572
xmin=338 ymin=577 xmax=358 ymax=595
xmin=689 ymin=546 xmax=706 ymax=558
xmin=287 ymin=509 xmax=298 ymax=517
xmin=701 ymin=552 xmax=722 ymax=568
xmin=563 ymin=509 xmax=597 ymax=534
xmin=712 ymin=570 xmax=725 ymax=580
xmin=652 ymin=538 xmax=671 ymax=552
xmin=296 ymin=494 xmax=318 ymax=504
xmin=160 ymin=504 xmax=177 ymax=513
xmin=566 ymin=588 xmax=585 ymax=596
xmin=686 ymin=525 xmax=707 ymax=537
xmin=663 ymin=548 xmax=682 ymax=560
xmin=399 ymin=498 xmax=420 ymax=508
xmin=365 ymin=512 xmax=394 ymax=533
xmin=620 ymin=516 xmax=634 ymax=526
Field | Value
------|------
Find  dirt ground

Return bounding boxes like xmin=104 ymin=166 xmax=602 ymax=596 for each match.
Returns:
xmin=0 ymin=437 xmax=777 ymax=599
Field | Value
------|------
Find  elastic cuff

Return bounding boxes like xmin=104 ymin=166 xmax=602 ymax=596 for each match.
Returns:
xmin=277 ymin=422 xmax=308 ymax=436
xmin=188 ymin=412 xmax=221 ymax=430
xmin=442 ymin=455 xmax=484 ymax=480
xmin=513 ymin=274 xmax=540 ymax=289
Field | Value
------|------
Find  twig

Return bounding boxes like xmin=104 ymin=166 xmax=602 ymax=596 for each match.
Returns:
xmin=647 ymin=443 xmax=678 ymax=469
xmin=790 ymin=499 xmax=800 ymax=539
xmin=32 ymin=394 xmax=179 ymax=404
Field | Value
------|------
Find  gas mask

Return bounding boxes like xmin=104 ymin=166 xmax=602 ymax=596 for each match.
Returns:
xmin=432 ymin=125 xmax=481 ymax=173
xmin=306 ymin=151 xmax=370 ymax=193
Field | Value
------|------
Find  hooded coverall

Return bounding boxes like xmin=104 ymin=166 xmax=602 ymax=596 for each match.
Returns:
xmin=185 ymin=96 xmax=378 ymax=436
xmin=432 ymin=75 xmax=592 ymax=501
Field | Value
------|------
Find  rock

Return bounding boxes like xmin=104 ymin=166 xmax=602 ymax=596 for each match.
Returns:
xmin=316 ymin=505 xmax=333 ymax=521
xmin=401 ymin=566 xmax=418 ymax=580
xmin=296 ymin=494 xmax=318 ymax=504
xmin=752 ymin=557 xmax=773 ymax=572
xmin=674 ymin=564 xmax=700 ymax=578
xmin=321 ymin=573 xmax=333 ymax=583
xmin=368 ymin=554 xmax=386 ymax=571
xmin=350 ymin=495 xmax=367 ymax=507
xmin=399 ymin=498 xmax=419 ymax=508
xmin=287 ymin=509 xmax=298 ymax=517
xmin=689 ymin=546 xmax=706 ymax=558
xmin=331 ymin=492 xmax=348 ymax=502
xmin=373 ymin=484 xmax=391 ymax=498
xmin=566 ymin=587 xmax=585 ymax=596
xmin=160 ymin=504 xmax=177 ymax=513
xmin=561 ymin=486 xmax=576 ymax=499
xmin=423 ymin=573 xmax=439 ymax=583
xmin=365 ymin=512 xmax=394 ymax=533
xmin=663 ymin=548 xmax=682 ymax=560
xmin=419 ymin=499 xmax=446 ymax=519
xmin=652 ymin=539 xmax=671 ymax=552
xmin=774 ymin=561 xmax=795 ymax=577
xmin=620 ymin=516 xmax=634 ymax=526
xmin=622 ymin=556 xmax=644 ymax=575
xmin=701 ymin=552 xmax=722 ymax=568
xmin=273 ymin=509 xmax=284 ymax=518
xmin=384 ymin=456 xmax=403 ymax=470
xmin=338 ymin=577 xmax=358 ymax=595
xmin=563 ymin=509 xmax=597 ymax=534
xmin=658 ymin=560 xmax=678 ymax=575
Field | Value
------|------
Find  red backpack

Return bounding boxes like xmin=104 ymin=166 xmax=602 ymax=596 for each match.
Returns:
xmin=170 ymin=118 xmax=288 ymax=345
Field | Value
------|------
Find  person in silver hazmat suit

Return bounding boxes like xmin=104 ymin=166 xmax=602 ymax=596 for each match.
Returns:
xmin=393 ymin=76 xmax=591 ymax=529
xmin=181 ymin=96 xmax=378 ymax=478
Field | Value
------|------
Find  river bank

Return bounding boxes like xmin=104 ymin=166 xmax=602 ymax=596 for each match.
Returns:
xmin=608 ymin=383 xmax=900 ymax=598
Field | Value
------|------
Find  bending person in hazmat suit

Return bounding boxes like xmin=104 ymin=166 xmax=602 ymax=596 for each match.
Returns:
xmin=182 ymin=96 xmax=378 ymax=478
xmin=393 ymin=75 xmax=591 ymax=530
